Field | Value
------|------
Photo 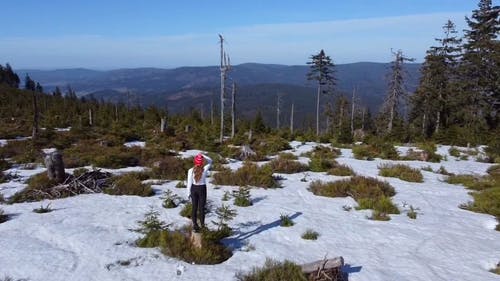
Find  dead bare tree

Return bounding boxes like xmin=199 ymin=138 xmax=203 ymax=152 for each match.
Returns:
xmin=231 ymin=82 xmax=236 ymax=138
xmin=218 ymin=34 xmax=231 ymax=143
xmin=351 ymin=87 xmax=356 ymax=135
xmin=276 ymin=93 xmax=282 ymax=129
xmin=382 ymin=49 xmax=415 ymax=133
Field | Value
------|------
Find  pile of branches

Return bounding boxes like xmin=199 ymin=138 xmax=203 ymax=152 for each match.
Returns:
xmin=12 ymin=170 xmax=113 ymax=203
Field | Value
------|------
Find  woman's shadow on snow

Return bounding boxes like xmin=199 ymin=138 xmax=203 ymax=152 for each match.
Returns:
xmin=223 ymin=211 xmax=302 ymax=249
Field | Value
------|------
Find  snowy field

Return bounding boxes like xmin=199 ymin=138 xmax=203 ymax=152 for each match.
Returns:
xmin=0 ymin=142 xmax=499 ymax=281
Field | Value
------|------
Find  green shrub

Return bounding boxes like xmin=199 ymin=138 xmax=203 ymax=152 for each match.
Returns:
xmin=301 ymin=229 xmax=319 ymax=240
xmin=304 ymin=145 xmax=341 ymax=159
xmin=265 ymin=157 xmax=308 ymax=174
xmin=446 ymin=174 xmax=495 ymax=191
xmin=352 ymin=143 xmax=398 ymax=160
xmin=309 ymin=176 xmax=398 ymax=219
xmin=105 ymin=173 xmax=154 ymax=197
xmin=309 ymin=176 xmax=395 ymax=200
xmin=0 ymin=141 xmax=42 ymax=164
xmin=0 ymin=159 xmax=11 ymax=171
xmin=464 ymin=187 xmax=500 ymax=218
xmin=72 ymin=167 xmax=89 ymax=178
xmin=176 ymin=181 xmax=187 ymax=188
xmin=280 ymin=214 xmax=294 ymax=227
xmin=137 ymin=219 xmax=232 ymax=265
xmin=490 ymin=263 xmax=500 ymax=275
xmin=277 ymin=152 xmax=298 ymax=160
xmin=0 ymin=208 xmax=8 ymax=223
xmin=27 ymin=172 xmax=57 ymax=190
xmin=417 ymin=142 xmax=442 ymax=162
xmin=327 ymin=163 xmax=355 ymax=176
xmin=33 ymin=203 xmax=53 ymax=214
xmin=449 ymin=147 xmax=460 ymax=157
xmin=252 ymin=135 xmax=291 ymax=157
xmin=407 ymin=206 xmax=418 ymax=219
xmin=162 ymin=227 xmax=233 ymax=264
xmin=308 ymin=157 xmax=336 ymax=172
xmin=421 ymin=165 xmax=433 ymax=172
xmin=64 ymin=141 xmax=142 ymax=168
xmin=151 ymin=156 xmax=189 ymax=180
xmin=0 ymin=172 xmax=7 ymax=184
xmin=180 ymin=203 xmax=192 ymax=218
xmin=213 ymin=162 xmax=280 ymax=188
xmin=233 ymin=186 xmax=253 ymax=207
xmin=369 ymin=210 xmax=391 ymax=221
xmin=378 ymin=163 xmax=423 ymax=182
xmin=487 ymin=165 xmax=500 ymax=179
xmin=235 ymin=258 xmax=307 ymax=281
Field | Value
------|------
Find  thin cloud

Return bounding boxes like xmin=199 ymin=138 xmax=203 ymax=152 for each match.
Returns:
xmin=1 ymin=12 xmax=469 ymax=69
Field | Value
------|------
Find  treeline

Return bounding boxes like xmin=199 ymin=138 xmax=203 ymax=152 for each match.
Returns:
xmin=306 ymin=0 xmax=498 ymax=146
xmin=409 ymin=1 xmax=499 ymax=144
xmin=0 ymin=0 xmax=498 ymax=151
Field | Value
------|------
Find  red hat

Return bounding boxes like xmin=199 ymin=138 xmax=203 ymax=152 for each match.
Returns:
xmin=194 ymin=153 xmax=204 ymax=166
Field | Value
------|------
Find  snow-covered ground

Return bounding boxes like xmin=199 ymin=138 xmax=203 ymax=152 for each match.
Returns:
xmin=0 ymin=143 xmax=499 ymax=281
xmin=124 ymin=141 xmax=146 ymax=148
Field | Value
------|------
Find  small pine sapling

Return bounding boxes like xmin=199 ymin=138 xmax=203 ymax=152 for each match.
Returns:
xmin=135 ymin=207 xmax=170 ymax=234
xmin=280 ymin=213 xmax=294 ymax=227
xmin=212 ymin=204 xmax=237 ymax=233
xmin=222 ymin=190 xmax=231 ymax=201
xmin=233 ymin=186 xmax=253 ymax=207
xmin=407 ymin=205 xmax=419 ymax=219
xmin=33 ymin=203 xmax=53 ymax=213
xmin=161 ymin=190 xmax=181 ymax=208
xmin=175 ymin=181 xmax=186 ymax=188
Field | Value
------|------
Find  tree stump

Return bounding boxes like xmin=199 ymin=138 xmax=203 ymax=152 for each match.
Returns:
xmin=190 ymin=232 xmax=202 ymax=249
xmin=240 ymin=145 xmax=256 ymax=160
xmin=44 ymin=150 xmax=66 ymax=183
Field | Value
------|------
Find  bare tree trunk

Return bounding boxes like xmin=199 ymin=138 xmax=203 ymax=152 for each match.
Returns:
xmin=32 ymin=91 xmax=39 ymax=140
xmin=316 ymin=85 xmax=321 ymax=136
xmin=210 ymin=99 xmax=214 ymax=126
xmin=351 ymin=87 xmax=356 ymax=135
xmin=290 ymin=102 xmax=294 ymax=135
xmin=276 ymin=93 xmax=281 ymax=130
xmin=160 ymin=117 xmax=166 ymax=133
xmin=115 ymin=104 xmax=118 ymax=122
xmin=362 ymin=107 xmax=366 ymax=130
xmin=89 ymin=108 xmax=93 ymax=126
xmin=422 ymin=113 xmax=426 ymax=137
xmin=219 ymin=35 xmax=228 ymax=143
xmin=231 ymin=82 xmax=236 ymax=138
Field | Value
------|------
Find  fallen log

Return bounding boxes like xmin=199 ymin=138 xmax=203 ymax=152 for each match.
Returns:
xmin=301 ymin=257 xmax=345 ymax=281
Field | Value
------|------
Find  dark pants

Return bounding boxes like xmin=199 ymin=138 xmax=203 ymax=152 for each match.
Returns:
xmin=191 ymin=184 xmax=207 ymax=227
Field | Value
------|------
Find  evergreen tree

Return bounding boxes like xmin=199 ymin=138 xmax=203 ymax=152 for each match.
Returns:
xmin=307 ymin=49 xmax=336 ymax=136
xmin=460 ymin=0 xmax=499 ymax=133
xmin=411 ymin=20 xmax=462 ymax=138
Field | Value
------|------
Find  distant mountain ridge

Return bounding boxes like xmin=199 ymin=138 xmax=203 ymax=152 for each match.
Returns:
xmin=17 ymin=62 xmax=421 ymax=122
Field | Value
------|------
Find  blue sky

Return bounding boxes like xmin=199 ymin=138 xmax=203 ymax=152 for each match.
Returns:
xmin=0 ymin=0 xmax=491 ymax=69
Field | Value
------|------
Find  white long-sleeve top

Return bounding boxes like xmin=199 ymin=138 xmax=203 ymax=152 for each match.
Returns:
xmin=186 ymin=154 xmax=212 ymax=196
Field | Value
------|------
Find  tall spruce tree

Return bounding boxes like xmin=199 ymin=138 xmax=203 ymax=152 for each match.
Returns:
xmin=307 ymin=49 xmax=336 ymax=136
xmin=460 ymin=0 xmax=499 ymax=134
xmin=411 ymin=20 xmax=462 ymax=138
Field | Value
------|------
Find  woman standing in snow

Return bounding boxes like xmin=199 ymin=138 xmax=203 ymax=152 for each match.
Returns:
xmin=187 ymin=153 xmax=212 ymax=232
